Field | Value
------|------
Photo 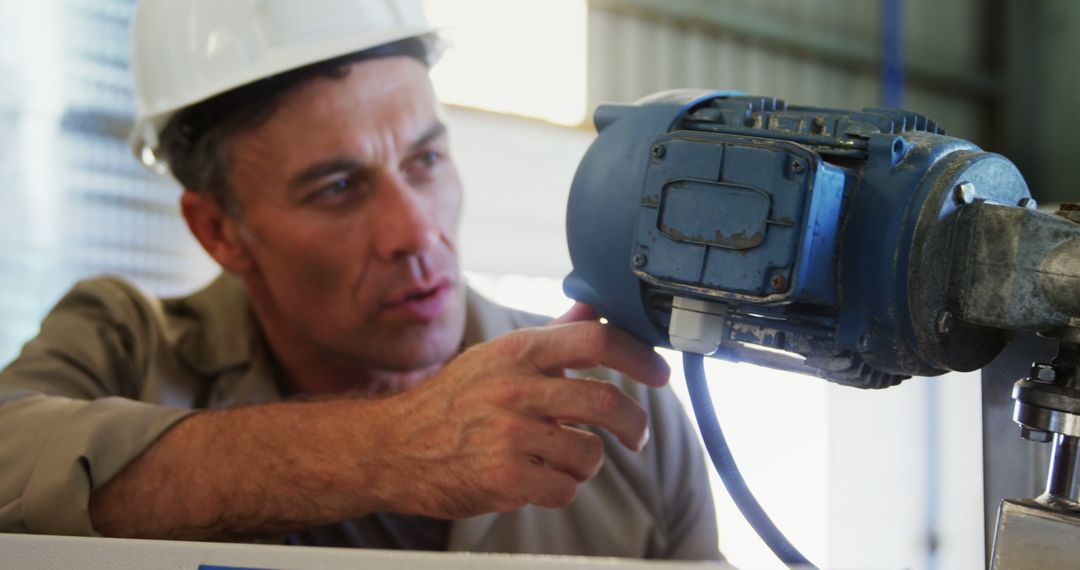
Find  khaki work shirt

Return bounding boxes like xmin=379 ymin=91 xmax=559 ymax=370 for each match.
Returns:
xmin=0 ymin=274 xmax=719 ymax=559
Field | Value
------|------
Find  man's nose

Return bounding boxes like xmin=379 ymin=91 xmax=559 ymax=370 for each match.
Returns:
xmin=373 ymin=175 xmax=440 ymax=260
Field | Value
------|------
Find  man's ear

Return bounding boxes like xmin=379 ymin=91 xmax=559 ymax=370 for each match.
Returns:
xmin=180 ymin=191 xmax=255 ymax=274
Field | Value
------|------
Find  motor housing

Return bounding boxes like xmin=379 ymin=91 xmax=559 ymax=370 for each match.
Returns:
xmin=564 ymin=90 xmax=1032 ymax=388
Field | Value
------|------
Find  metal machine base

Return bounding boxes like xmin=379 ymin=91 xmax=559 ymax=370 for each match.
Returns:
xmin=0 ymin=533 xmax=735 ymax=570
xmin=990 ymin=498 xmax=1080 ymax=569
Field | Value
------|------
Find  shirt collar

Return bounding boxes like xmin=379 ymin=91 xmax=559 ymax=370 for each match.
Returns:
xmin=462 ymin=287 xmax=519 ymax=348
xmin=169 ymin=272 xmax=259 ymax=376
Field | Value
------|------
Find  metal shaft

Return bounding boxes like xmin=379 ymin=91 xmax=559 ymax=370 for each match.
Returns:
xmin=1045 ymin=434 xmax=1080 ymax=502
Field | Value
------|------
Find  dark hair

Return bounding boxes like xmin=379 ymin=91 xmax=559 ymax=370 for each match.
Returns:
xmin=158 ymin=36 xmax=432 ymax=213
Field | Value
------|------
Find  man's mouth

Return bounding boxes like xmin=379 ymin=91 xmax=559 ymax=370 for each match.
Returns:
xmin=381 ymin=278 xmax=454 ymax=321
xmin=404 ymin=288 xmax=438 ymax=302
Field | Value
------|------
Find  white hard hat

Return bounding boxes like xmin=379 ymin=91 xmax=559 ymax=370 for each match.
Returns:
xmin=129 ymin=0 xmax=439 ymax=168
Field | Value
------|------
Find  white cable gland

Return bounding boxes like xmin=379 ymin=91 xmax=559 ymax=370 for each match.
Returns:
xmin=668 ymin=296 xmax=727 ymax=355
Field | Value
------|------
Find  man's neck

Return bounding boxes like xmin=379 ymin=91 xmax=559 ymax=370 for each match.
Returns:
xmin=281 ymin=356 xmax=441 ymax=398
xmin=265 ymin=321 xmax=445 ymax=398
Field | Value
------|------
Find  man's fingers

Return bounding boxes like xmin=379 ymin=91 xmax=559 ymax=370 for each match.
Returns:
xmin=521 ymin=376 xmax=650 ymax=452
xmin=517 ymin=422 xmax=606 ymax=482
xmin=493 ymin=458 xmax=579 ymax=510
xmin=520 ymin=462 xmax=580 ymax=509
xmin=523 ymin=322 xmax=670 ymax=388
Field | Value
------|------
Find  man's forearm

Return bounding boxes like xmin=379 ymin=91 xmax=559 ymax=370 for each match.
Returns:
xmin=88 ymin=322 xmax=670 ymax=540
xmin=88 ymin=399 xmax=386 ymax=540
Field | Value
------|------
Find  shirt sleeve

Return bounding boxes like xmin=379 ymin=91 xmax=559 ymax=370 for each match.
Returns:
xmin=0 ymin=279 xmax=196 ymax=536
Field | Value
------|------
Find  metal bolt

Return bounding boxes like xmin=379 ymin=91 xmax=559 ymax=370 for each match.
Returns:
xmin=650 ymin=144 xmax=666 ymax=159
xmin=1021 ymin=427 xmax=1053 ymax=443
xmin=770 ymin=274 xmax=787 ymax=291
xmin=791 ymin=160 xmax=806 ymax=175
xmin=935 ymin=311 xmax=953 ymax=335
xmin=953 ymin=182 xmax=976 ymax=205
xmin=1031 ymin=364 xmax=1058 ymax=384
xmin=632 ymin=254 xmax=647 ymax=268
xmin=1018 ymin=197 xmax=1038 ymax=210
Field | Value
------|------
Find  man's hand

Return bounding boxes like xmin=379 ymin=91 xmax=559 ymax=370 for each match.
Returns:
xmin=89 ymin=320 xmax=668 ymax=539
xmin=550 ymin=301 xmax=600 ymax=325
xmin=365 ymin=320 xmax=670 ymax=518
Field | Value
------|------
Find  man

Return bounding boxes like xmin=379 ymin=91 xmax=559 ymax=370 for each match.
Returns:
xmin=0 ymin=0 xmax=718 ymax=559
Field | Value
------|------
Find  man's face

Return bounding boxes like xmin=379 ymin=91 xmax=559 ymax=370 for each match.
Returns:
xmin=225 ymin=56 xmax=466 ymax=372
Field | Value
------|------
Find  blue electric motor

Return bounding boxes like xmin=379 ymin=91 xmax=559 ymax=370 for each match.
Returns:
xmin=564 ymin=90 xmax=1033 ymax=388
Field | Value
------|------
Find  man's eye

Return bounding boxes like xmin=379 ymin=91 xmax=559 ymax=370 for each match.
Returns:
xmin=310 ymin=177 xmax=361 ymax=204
xmin=405 ymin=150 xmax=444 ymax=184
xmin=418 ymin=150 xmax=441 ymax=168
xmin=322 ymin=179 xmax=350 ymax=195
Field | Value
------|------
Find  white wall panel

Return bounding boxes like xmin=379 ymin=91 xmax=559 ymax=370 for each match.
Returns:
xmin=447 ymin=107 xmax=594 ymax=279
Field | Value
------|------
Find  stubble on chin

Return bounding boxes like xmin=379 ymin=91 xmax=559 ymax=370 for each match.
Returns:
xmin=364 ymin=295 xmax=467 ymax=372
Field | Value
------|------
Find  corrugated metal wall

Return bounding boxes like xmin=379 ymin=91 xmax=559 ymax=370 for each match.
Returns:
xmin=586 ymin=0 xmax=992 ymax=142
